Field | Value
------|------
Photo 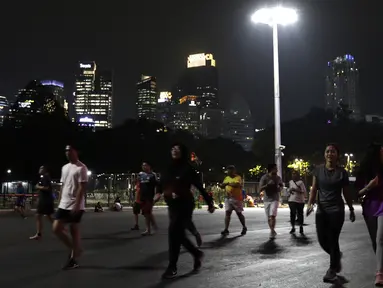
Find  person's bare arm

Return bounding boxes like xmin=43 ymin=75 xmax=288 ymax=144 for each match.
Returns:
xmin=307 ymin=176 xmax=318 ymax=206
xmin=342 ymin=185 xmax=354 ymax=211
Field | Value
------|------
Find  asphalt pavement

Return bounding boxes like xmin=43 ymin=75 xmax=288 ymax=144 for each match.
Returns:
xmin=0 ymin=206 xmax=376 ymax=288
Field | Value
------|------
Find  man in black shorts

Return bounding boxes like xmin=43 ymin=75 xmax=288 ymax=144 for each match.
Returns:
xmin=53 ymin=145 xmax=88 ymax=269
xmin=30 ymin=165 xmax=54 ymax=240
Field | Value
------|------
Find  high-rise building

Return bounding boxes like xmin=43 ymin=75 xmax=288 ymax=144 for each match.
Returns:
xmin=136 ymin=75 xmax=157 ymax=120
xmin=74 ymin=62 xmax=113 ymax=129
xmin=173 ymin=53 xmax=222 ymax=138
xmin=156 ymin=91 xmax=173 ymax=125
xmin=40 ymin=80 xmax=67 ymax=115
xmin=325 ymin=54 xmax=360 ymax=119
xmin=223 ymin=110 xmax=254 ymax=152
xmin=6 ymin=80 xmax=67 ymax=128
xmin=0 ymin=96 xmax=9 ymax=127
xmin=170 ymin=96 xmax=200 ymax=133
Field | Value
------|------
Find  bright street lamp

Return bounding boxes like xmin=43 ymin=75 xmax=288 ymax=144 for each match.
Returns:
xmin=87 ymin=171 xmax=92 ymax=176
xmin=251 ymin=6 xmax=298 ymax=179
xmin=6 ymin=169 xmax=11 ymax=174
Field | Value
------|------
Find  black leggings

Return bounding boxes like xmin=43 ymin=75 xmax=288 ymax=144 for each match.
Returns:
xmin=315 ymin=210 xmax=344 ymax=270
xmin=288 ymin=202 xmax=304 ymax=227
xmin=168 ymin=199 xmax=199 ymax=269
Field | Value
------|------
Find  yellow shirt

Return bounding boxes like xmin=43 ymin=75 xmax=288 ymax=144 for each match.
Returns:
xmin=223 ymin=175 xmax=242 ymax=201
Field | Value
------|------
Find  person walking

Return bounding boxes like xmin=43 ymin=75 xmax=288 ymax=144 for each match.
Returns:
xmin=307 ymin=143 xmax=355 ymax=283
xmin=29 ymin=165 xmax=55 ymax=240
xmin=158 ymin=143 xmax=215 ymax=279
xmin=356 ymin=143 xmax=383 ymax=286
xmin=259 ymin=164 xmax=283 ymax=240
xmin=220 ymin=165 xmax=247 ymax=236
xmin=53 ymin=145 xmax=88 ymax=269
xmin=288 ymin=170 xmax=307 ymax=235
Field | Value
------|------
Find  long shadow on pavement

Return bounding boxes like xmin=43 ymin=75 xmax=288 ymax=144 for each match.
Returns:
xmin=82 ymin=232 xmax=143 ymax=250
xmin=202 ymin=235 xmax=242 ymax=249
xmin=145 ymin=271 xmax=197 ymax=288
xmin=252 ymin=239 xmax=284 ymax=258
xmin=329 ymin=275 xmax=349 ymax=288
xmin=81 ymin=250 xmax=182 ymax=271
xmin=290 ymin=234 xmax=313 ymax=246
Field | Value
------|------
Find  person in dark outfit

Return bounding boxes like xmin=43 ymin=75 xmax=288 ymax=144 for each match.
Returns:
xmin=307 ymin=144 xmax=355 ymax=283
xmin=158 ymin=143 xmax=215 ymax=279
xmin=30 ymin=165 xmax=55 ymax=240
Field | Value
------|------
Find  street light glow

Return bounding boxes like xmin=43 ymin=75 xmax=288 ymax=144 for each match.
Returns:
xmin=6 ymin=169 xmax=11 ymax=174
xmin=251 ymin=7 xmax=298 ymax=26
xmin=87 ymin=171 xmax=92 ymax=176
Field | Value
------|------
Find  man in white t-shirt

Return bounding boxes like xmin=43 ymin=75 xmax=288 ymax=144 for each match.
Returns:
xmin=53 ymin=145 xmax=88 ymax=270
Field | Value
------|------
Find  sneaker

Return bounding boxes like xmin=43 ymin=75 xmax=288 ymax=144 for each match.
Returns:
xmin=241 ymin=227 xmax=247 ymax=235
xmin=290 ymin=228 xmax=296 ymax=234
xmin=62 ymin=258 xmax=79 ymax=270
xmin=221 ymin=229 xmax=229 ymax=236
xmin=323 ymin=269 xmax=337 ymax=283
xmin=162 ymin=267 xmax=177 ymax=279
xmin=193 ymin=250 xmax=204 ymax=271
xmin=131 ymin=225 xmax=139 ymax=231
xmin=195 ymin=233 xmax=202 ymax=247
xmin=270 ymin=230 xmax=277 ymax=240
xmin=29 ymin=234 xmax=41 ymax=240
xmin=299 ymin=226 xmax=304 ymax=235
xmin=375 ymin=272 xmax=383 ymax=286
xmin=141 ymin=230 xmax=152 ymax=236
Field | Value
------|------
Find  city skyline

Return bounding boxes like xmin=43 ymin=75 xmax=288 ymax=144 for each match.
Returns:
xmin=0 ymin=0 xmax=380 ymax=127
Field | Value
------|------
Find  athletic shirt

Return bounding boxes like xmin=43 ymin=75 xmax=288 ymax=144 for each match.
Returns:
xmin=288 ymin=180 xmax=306 ymax=203
xmin=313 ymin=164 xmax=349 ymax=213
xmin=38 ymin=174 xmax=53 ymax=203
xmin=59 ymin=161 xmax=88 ymax=210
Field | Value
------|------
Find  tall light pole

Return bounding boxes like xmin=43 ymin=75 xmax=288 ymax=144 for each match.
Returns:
xmin=251 ymin=6 xmax=298 ymax=179
xmin=344 ymin=153 xmax=354 ymax=172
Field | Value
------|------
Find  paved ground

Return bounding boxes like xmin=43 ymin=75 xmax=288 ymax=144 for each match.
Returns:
xmin=0 ymin=206 xmax=376 ymax=288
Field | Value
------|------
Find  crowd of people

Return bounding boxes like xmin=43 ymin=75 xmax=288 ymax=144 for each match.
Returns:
xmin=13 ymin=142 xmax=383 ymax=286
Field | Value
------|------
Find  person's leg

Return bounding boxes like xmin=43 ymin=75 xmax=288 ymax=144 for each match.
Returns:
xmin=163 ymin=205 xmax=182 ymax=278
xmin=131 ymin=203 xmax=140 ymax=230
xmin=297 ymin=203 xmax=305 ymax=233
xmin=70 ymin=223 xmax=82 ymax=259
xmin=30 ymin=214 xmax=43 ymax=239
xmin=315 ymin=212 xmax=331 ymax=254
xmin=364 ymin=215 xmax=378 ymax=253
xmin=376 ymin=216 xmax=383 ymax=272
xmin=222 ymin=199 xmax=233 ymax=234
xmin=288 ymin=202 xmax=297 ymax=231
xmin=53 ymin=219 xmax=72 ymax=249
xmin=328 ymin=211 xmax=344 ymax=272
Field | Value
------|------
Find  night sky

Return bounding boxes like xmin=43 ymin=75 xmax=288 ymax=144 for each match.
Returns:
xmin=0 ymin=0 xmax=382 ymax=127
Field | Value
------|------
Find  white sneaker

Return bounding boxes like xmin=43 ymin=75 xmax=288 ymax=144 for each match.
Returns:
xmin=141 ymin=230 xmax=152 ymax=236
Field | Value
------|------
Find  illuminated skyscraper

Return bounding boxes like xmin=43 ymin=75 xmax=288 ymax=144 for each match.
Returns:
xmin=40 ymin=80 xmax=67 ymax=115
xmin=325 ymin=54 xmax=360 ymax=119
xmin=136 ymin=75 xmax=157 ymax=120
xmin=156 ymin=91 xmax=173 ymax=125
xmin=173 ymin=53 xmax=222 ymax=138
xmin=170 ymin=96 xmax=200 ymax=133
xmin=0 ymin=96 xmax=9 ymax=126
xmin=6 ymin=80 xmax=66 ymax=128
xmin=74 ymin=62 xmax=113 ymax=129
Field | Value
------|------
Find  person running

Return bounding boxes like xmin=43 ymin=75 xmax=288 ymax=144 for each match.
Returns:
xmin=287 ymin=170 xmax=307 ymax=235
xmin=307 ymin=143 xmax=355 ymax=283
xmin=137 ymin=161 xmax=159 ymax=236
xmin=158 ymin=143 xmax=215 ymax=279
xmin=131 ymin=181 xmax=142 ymax=230
xmin=53 ymin=145 xmax=88 ymax=270
xmin=15 ymin=182 xmax=27 ymax=219
xmin=29 ymin=165 xmax=55 ymax=240
xmin=355 ymin=143 xmax=383 ymax=286
xmin=220 ymin=165 xmax=247 ymax=236
xmin=259 ymin=164 xmax=283 ymax=240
